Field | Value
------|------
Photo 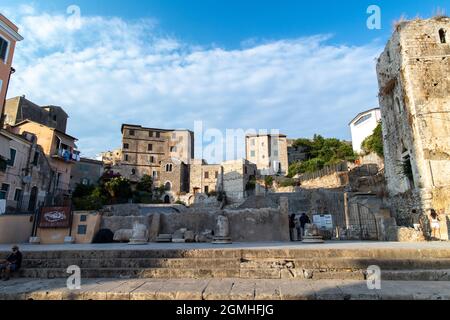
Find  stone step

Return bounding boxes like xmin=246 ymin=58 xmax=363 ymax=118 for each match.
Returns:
xmin=7 ymin=248 xmax=450 ymax=260
xmin=17 ymin=268 xmax=450 ymax=281
xmin=21 ymin=257 xmax=450 ymax=270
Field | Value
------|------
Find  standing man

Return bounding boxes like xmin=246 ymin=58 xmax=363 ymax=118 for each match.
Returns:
xmin=299 ymin=213 xmax=311 ymax=240
xmin=0 ymin=245 xmax=22 ymax=281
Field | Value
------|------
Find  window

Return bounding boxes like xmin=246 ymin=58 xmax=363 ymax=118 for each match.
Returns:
xmin=123 ymin=143 xmax=129 ymax=149
xmin=77 ymin=225 xmax=87 ymax=235
xmin=129 ymin=130 xmax=135 ymax=136
xmin=165 ymin=164 xmax=173 ymax=172
xmin=152 ymin=171 xmax=158 ymax=179
xmin=395 ymin=97 xmax=403 ymax=114
xmin=124 ymin=154 xmax=129 ymax=161
xmin=354 ymin=114 xmax=372 ymax=126
xmin=32 ymin=151 xmax=39 ymax=166
xmin=150 ymin=156 xmax=155 ymax=163
xmin=149 ymin=131 xmax=154 ymax=137
xmin=148 ymin=144 xmax=153 ymax=151
xmin=6 ymin=148 xmax=16 ymax=167
xmin=56 ymin=173 xmax=61 ymax=187
xmin=156 ymin=132 xmax=161 ymax=138
xmin=204 ymin=171 xmax=209 ymax=179
xmin=204 ymin=186 xmax=209 ymax=194
xmin=82 ymin=178 xmax=90 ymax=185
xmin=131 ymin=169 xmax=136 ymax=175
xmin=165 ymin=182 xmax=171 ymax=191
xmin=215 ymin=171 xmax=219 ymax=179
xmin=80 ymin=215 xmax=87 ymax=222
xmin=250 ymin=151 xmax=256 ymax=158
xmin=251 ymin=139 xmax=256 ymax=146
xmin=53 ymin=115 xmax=57 ymax=121
xmin=170 ymin=146 xmax=177 ymax=152
xmin=14 ymin=189 xmax=22 ymax=202
xmin=439 ymin=29 xmax=447 ymax=44
xmin=0 ymin=37 xmax=8 ymax=63
xmin=273 ymin=150 xmax=279 ymax=157
xmin=0 ymin=184 xmax=10 ymax=200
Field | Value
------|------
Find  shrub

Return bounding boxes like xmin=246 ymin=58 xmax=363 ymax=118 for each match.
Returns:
xmin=73 ymin=193 xmax=105 ymax=211
xmin=279 ymin=178 xmax=298 ymax=188
xmin=361 ymin=123 xmax=384 ymax=157
xmin=136 ymin=175 xmax=153 ymax=193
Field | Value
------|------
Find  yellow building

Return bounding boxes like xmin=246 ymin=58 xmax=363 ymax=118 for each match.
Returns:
xmin=11 ymin=120 xmax=79 ymax=202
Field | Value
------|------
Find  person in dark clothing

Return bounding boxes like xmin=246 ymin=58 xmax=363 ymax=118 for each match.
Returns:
xmin=0 ymin=245 xmax=22 ymax=281
xmin=289 ymin=214 xmax=297 ymax=241
xmin=299 ymin=213 xmax=311 ymax=239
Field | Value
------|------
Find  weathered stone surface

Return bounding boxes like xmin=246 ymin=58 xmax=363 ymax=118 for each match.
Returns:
xmin=148 ymin=213 xmax=161 ymax=242
xmin=386 ymin=226 xmax=426 ymax=242
xmin=377 ymin=18 xmax=450 ymax=226
xmin=113 ymin=229 xmax=133 ymax=242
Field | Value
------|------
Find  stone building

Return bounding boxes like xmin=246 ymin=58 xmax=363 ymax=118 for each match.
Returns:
xmin=11 ymin=120 xmax=79 ymax=203
xmin=221 ymin=159 xmax=257 ymax=201
xmin=376 ymin=17 xmax=450 ymax=225
xmin=159 ymin=157 xmax=190 ymax=203
xmin=119 ymin=124 xmax=194 ymax=183
xmin=245 ymin=134 xmax=288 ymax=176
xmin=349 ymin=108 xmax=382 ymax=154
xmin=4 ymin=96 xmax=68 ymax=133
xmin=101 ymin=149 xmax=122 ymax=167
xmin=69 ymin=157 xmax=104 ymax=192
xmin=189 ymin=159 xmax=222 ymax=195
xmin=189 ymin=159 xmax=256 ymax=202
xmin=0 ymin=128 xmax=54 ymax=213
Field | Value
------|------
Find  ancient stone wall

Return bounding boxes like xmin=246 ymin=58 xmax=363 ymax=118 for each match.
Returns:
xmin=377 ymin=18 xmax=450 ymax=217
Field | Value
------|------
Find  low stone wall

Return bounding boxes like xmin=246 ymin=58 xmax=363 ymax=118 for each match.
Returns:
xmin=300 ymin=172 xmax=348 ymax=189
xmin=98 ymin=203 xmax=290 ymax=243
xmin=0 ymin=214 xmax=33 ymax=244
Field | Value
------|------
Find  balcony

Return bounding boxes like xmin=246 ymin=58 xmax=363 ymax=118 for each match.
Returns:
xmin=52 ymin=148 xmax=81 ymax=163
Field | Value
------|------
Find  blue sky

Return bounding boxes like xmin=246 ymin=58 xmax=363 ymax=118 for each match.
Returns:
xmin=1 ymin=1 xmax=449 ymax=160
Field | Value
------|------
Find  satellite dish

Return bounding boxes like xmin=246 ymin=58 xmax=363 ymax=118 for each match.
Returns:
xmin=22 ymin=176 xmax=32 ymax=184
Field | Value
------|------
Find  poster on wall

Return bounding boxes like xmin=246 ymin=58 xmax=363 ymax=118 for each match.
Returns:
xmin=313 ymin=214 xmax=333 ymax=230
xmin=39 ymin=207 xmax=72 ymax=228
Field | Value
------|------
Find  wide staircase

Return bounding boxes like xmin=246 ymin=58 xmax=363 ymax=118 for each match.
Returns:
xmin=6 ymin=247 xmax=450 ymax=281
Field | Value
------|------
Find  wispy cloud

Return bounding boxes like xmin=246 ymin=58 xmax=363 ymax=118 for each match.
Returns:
xmin=4 ymin=6 xmax=382 ymax=158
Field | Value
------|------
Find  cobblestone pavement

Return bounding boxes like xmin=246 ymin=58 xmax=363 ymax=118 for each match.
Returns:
xmin=1 ymin=278 xmax=449 ymax=300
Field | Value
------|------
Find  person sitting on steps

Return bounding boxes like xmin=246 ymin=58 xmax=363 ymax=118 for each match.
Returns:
xmin=0 ymin=245 xmax=22 ymax=281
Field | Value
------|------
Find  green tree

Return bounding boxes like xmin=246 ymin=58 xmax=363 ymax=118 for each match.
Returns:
xmin=361 ymin=123 xmax=384 ymax=157
xmin=104 ymin=177 xmax=132 ymax=203
xmin=136 ymin=175 xmax=153 ymax=192
xmin=288 ymin=135 xmax=356 ymax=177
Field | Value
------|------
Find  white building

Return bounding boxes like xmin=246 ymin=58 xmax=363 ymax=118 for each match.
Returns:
xmin=349 ymin=108 xmax=382 ymax=154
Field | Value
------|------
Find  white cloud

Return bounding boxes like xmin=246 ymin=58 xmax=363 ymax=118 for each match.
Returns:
xmin=5 ymin=6 xmax=382 ymax=160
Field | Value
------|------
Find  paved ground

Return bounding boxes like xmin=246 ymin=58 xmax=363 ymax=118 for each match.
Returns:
xmin=0 ymin=278 xmax=449 ymax=300
xmin=1 ymin=241 xmax=450 ymax=252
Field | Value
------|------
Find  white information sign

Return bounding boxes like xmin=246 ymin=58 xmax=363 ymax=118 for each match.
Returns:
xmin=313 ymin=214 xmax=333 ymax=230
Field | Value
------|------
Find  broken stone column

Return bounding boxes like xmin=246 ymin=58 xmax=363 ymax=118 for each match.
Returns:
xmin=148 ymin=213 xmax=161 ymax=242
xmin=212 ymin=215 xmax=232 ymax=244
xmin=302 ymin=223 xmax=324 ymax=243
xmin=129 ymin=222 xmax=149 ymax=245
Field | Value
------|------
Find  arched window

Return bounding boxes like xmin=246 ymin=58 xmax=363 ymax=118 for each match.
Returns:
xmin=439 ymin=29 xmax=446 ymax=44
xmin=164 ymin=182 xmax=172 ymax=191
xmin=131 ymin=168 xmax=136 ymax=175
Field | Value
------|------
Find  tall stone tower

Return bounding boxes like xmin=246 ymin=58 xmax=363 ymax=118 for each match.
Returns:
xmin=376 ymin=17 xmax=450 ymax=224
